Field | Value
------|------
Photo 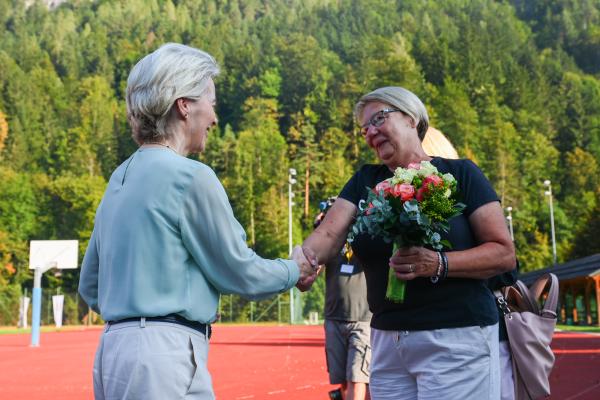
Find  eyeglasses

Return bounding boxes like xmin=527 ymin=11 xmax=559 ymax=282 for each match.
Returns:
xmin=360 ymin=108 xmax=402 ymax=136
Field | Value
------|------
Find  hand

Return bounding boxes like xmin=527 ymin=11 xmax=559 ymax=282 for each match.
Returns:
xmin=301 ymin=246 xmax=319 ymax=270
xmin=389 ymin=246 xmax=438 ymax=280
xmin=291 ymin=245 xmax=317 ymax=291
xmin=296 ymin=275 xmax=317 ymax=291
xmin=296 ymin=246 xmax=323 ymax=291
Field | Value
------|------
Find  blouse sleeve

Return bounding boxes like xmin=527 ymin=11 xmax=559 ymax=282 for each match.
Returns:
xmin=179 ymin=166 xmax=300 ymax=301
xmin=78 ymin=226 xmax=101 ymax=314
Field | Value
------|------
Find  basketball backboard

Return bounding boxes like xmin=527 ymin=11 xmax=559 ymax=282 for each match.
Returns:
xmin=29 ymin=240 xmax=78 ymax=272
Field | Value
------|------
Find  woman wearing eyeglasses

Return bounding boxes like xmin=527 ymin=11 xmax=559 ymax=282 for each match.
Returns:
xmin=302 ymin=86 xmax=516 ymax=399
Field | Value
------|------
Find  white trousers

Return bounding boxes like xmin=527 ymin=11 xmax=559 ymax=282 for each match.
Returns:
xmin=369 ymin=324 xmax=500 ymax=400
xmin=93 ymin=319 xmax=214 ymax=400
xmin=499 ymin=341 xmax=515 ymax=400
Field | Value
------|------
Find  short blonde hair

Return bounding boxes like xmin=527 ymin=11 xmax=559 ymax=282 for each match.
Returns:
xmin=126 ymin=43 xmax=220 ymax=144
xmin=354 ymin=86 xmax=429 ymax=141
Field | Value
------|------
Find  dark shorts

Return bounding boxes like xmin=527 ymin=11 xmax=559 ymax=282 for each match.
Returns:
xmin=324 ymin=319 xmax=371 ymax=384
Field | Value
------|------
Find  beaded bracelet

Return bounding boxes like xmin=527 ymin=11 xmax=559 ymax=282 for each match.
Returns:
xmin=430 ymin=252 xmax=444 ymax=283
xmin=440 ymin=251 xmax=449 ymax=280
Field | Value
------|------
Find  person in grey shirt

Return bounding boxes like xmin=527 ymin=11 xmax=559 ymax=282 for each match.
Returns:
xmin=78 ymin=43 xmax=316 ymax=400
xmin=314 ymin=198 xmax=372 ymax=400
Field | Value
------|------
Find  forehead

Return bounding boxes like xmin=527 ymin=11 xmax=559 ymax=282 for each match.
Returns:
xmin=360 ymin=101 xmax=392 ymax=123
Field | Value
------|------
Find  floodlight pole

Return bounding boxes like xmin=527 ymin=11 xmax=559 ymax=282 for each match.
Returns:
xmin=544 ymin=180 xmax=557 ymax=264
xmin=288 ymin=168 xmax=297 ymax=324
xmin=506 ymin=206 xmax=514 ymax=241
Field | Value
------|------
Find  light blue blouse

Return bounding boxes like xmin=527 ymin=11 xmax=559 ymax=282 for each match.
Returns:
xmin=78 ymin=147 xmax=299 ymax=323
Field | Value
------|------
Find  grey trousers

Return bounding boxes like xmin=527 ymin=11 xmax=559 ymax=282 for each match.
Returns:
xmin=93 ymin=319 xmax=214 ymax=400
xmin=369 ymin=324 xmax=500 ymax=400
xmin=325 ymin=319 xmax=371 ymax=384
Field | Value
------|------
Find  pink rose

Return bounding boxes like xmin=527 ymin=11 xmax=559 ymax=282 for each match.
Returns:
xmin=423 ymin=174 xmax=443 ymax=188
xmin=407 ymin=162 xmax=421 ymax=170
xmin=416 ymin=175 xmax=443 ymax=201
xmin=391 ymin=183 xmax=415 ymax=201
xmin=375 ymin=180 xmax=392 ymax=194
xmin=365 ymin=202 xmax=375 ymax=215
xmin=416 ymin=187 xmax=427 ymax=202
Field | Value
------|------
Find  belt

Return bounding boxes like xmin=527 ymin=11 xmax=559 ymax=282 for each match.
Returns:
xmin=108 ymin=314 xmax=211 ymax=339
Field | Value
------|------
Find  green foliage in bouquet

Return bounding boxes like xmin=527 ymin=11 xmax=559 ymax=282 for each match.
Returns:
xmin=348 ymin=161 xmax=466 ymax=302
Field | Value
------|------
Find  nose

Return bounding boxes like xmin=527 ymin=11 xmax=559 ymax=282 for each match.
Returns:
xmin=364 ymin=124 xmax=379 ymax=139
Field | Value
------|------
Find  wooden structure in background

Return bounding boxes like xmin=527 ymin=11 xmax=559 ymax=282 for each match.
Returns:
xmin=519 ymin=254 xmax=600 ymax=326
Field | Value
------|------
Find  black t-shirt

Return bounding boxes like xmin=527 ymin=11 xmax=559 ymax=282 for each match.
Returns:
xmin=339 ymin=157 xmax=500 ymax=331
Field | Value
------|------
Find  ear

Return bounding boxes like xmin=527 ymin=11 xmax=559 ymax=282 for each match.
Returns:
xmin=174 ymin=98 xmax=190 ymax=119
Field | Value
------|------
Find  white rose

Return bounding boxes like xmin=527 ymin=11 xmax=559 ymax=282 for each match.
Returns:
xmin=442 ymin=173 xmax=456 ymax=185
xmin=393 ymin=167 xmax=417 ymax=184
xmin=417 ymin=161 xmax=438 ymax=177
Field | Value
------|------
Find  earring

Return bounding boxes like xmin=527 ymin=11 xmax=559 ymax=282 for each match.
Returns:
xmin=184 ymin=113 xmax=188 ymax=119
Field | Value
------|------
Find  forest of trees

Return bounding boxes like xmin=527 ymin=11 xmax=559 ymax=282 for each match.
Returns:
xmin=0 ymin=0 xmax=599 ymax=323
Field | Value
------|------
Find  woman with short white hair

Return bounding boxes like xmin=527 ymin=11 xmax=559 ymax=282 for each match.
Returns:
xmin=303 ymin=86 xmax=516 ymax=399
xmin=79 ymin=43 xmax=316 ymax=400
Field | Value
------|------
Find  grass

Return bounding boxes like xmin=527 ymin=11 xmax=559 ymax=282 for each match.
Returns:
xmin=556 ymin=324 xmax=600 ymax=333
xmin=0 ymin=325 xmax=103 ymax=335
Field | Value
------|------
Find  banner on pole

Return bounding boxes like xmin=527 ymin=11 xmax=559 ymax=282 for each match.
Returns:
xmin=18 ymin=296 xmax=30 ymax=328
xmin=52 ymin=295 xmax=64 ymax=328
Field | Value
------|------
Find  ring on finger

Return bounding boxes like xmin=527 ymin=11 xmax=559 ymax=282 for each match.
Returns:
xmin=408 ymin=264 xmax=414 ymax=273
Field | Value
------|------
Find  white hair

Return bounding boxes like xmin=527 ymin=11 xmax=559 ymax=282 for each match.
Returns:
xmin=126 ymin=43 xmax=220 ymax=144
xmin=354 ymin=86 xmax=429 ymax=141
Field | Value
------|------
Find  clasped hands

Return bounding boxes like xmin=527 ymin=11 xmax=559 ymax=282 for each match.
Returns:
xmin=292 ymin=245 xmax=439 ymax=289
xmin=291 ymin=245 xmax=320 ymax=291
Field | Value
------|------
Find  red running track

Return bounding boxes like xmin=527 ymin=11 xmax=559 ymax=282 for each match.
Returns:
xmin=0 ymin=326 xmax=598 ymax=399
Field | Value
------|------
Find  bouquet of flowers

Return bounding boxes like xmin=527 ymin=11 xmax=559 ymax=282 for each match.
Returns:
xmin=348 ymin=161 xmax=465 ymax=303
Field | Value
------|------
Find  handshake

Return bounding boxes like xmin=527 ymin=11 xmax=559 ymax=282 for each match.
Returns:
xmin=291 ymin=245 xmax=320 ymax=292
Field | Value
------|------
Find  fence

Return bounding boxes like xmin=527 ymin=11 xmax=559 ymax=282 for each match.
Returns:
xmin=3 ymin=290 xmax=306 ymax=327
xmin=218 ymin=294 xmax=296 ymax=324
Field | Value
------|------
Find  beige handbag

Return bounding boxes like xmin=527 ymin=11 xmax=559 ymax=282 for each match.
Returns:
xmin=496 ymin=273 xmax=559 ymax=400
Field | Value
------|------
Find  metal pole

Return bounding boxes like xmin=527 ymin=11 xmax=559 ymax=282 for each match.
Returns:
xmin=31 ymin=268 xmax=42 ymax=347
xmin=506 ymin=207 xmax=514 ymax=241
xmin=218 ymin=294 xmax=222 ymax=319
xmin=288 ymin=168 xmax=296 ymax=324
xmin=548 ymin=192 xmax=557 ymax=264
xmin=544 ymin=180 xmax=557 ymax=264
xmin=47 ymin=292 xmax=51 ymax=325
xmin=288 ymin=175 xmax=293 ymax=256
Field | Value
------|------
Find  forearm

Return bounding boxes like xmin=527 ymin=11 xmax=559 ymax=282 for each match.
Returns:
xmin=302 ymin=198 xmax=356 ymax=266
xmin=302 ymin=228 xmax=347 ymax=266
xmin=446 ymin=241 xmax=516 ymax=279
xmin=446 ymin=201 xmax=517 ymax=279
